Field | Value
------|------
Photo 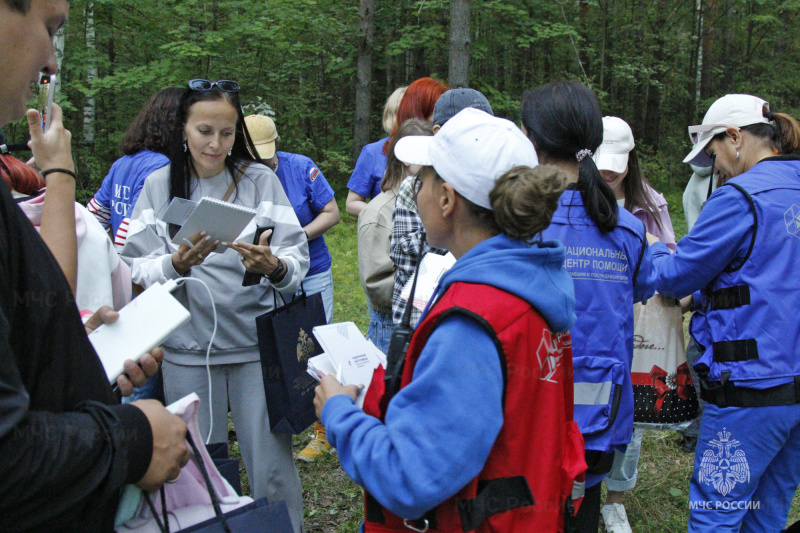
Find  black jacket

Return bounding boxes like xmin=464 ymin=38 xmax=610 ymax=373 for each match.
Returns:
xmin=0 ymin=181 xmax=152 ymax=532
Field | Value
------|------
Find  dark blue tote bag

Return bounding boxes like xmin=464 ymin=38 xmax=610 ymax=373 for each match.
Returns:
xmin=256 ymin=285 xmax=326 ymax=434
xmin=180 ymin=499 xmax=293 ymax=533
xmin=205 ymin=442 xmax=242 ymax=497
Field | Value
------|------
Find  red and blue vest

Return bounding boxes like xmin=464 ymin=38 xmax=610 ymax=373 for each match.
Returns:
xmin=362 ymin=282 xmax=586 ymax=532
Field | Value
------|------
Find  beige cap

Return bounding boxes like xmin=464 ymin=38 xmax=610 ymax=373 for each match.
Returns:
xmin=244 ymin=115 xmax=278 ymax=160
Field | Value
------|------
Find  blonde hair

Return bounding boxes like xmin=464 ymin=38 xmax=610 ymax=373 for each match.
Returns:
xmin=490 ymin=165 xmax=569 ymax=243
xmin=382 ymin=118 xmax=432 ymax=192
xmin=382 ymin=86 xmax=408 ymax=135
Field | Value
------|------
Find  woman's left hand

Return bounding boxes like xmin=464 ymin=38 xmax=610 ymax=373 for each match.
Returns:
xmin=227 ymin=230 xmax=282 ymax=277
xmin=314 ymin=375 xmax=361 ymax=419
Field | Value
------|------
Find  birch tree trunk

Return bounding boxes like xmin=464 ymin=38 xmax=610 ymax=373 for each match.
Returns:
xmin=353 ymin=0 xmax=375 ymax=161
xmin=83 ymin=0 xmax=97 ymax=147
xmin=448 ymin=0 xmax=470 ymax=87
xmin=54 ymin=26 xmax=66 ymax=95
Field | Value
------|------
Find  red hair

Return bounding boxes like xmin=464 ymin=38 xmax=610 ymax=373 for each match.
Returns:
xmin=386 ymin=77 xmax=449 ymax=152
xmin=0 ymin=154 xmax=45 ymax=196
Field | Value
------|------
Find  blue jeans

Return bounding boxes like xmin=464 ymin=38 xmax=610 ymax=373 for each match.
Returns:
xmin=298 ymin=268 xmax=334 ymax=324
xmin=366 ymin=301 xmax=393 ymax=355
xmin=604 ymin=427 xmax=643 ymax=492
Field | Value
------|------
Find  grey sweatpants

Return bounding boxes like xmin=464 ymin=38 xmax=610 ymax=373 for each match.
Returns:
xmin=162 ymin=359 xmax=304 ymax=533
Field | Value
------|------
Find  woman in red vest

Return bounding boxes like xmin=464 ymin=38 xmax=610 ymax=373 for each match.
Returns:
xmin=315 ymin=108 xmax=586 ymax=532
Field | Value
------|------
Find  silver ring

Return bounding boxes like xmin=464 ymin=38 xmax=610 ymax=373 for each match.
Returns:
xmin=241 ymin=256 xmax=245 ymax=262
xmin=196 ymin=252 xmax=204 ymax=260
xmin=165 ymin=471 xmax=181 ymax=484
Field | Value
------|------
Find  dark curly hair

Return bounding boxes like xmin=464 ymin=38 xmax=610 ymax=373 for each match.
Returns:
xmin=119 ymin=88 xmax=183 ymax=156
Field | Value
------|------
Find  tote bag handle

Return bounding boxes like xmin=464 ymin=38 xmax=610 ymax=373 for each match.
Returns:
xmin=144 ymin=432 xmax=232 ymax=533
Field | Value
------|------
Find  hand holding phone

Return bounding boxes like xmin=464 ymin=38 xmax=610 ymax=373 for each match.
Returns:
xmin=242 ymin=226 xmax=274 ymax=286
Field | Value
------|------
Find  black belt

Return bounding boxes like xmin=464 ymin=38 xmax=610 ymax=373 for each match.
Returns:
xmin=701 ymin=376 xmax=800 ymax=408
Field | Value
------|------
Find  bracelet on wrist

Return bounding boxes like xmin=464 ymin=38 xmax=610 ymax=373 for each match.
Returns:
xmin=267 ymin=259 xmax=286 ymax=282
xmin=41 ymin=168 xmax=77 ymax=180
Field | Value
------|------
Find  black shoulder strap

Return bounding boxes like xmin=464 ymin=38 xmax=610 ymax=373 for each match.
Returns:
xmin=721 ymin=182 xmax=757 ymax=273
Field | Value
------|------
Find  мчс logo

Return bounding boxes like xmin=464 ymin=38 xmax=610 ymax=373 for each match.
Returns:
xmin=296 ymin=328 xmax=316 ymax=362
xmin=699 ymin=427 xmax=750 ymax=497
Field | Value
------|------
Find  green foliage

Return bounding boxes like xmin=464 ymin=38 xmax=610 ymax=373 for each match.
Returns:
xmin=5 ymin=0 xmax=797 ymax=227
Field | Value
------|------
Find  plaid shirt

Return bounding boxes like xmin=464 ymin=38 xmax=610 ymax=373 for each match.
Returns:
xmin=390 ymin=176 xmax=448 ymax=325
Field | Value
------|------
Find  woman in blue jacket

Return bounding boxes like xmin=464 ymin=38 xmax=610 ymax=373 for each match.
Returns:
xmin=523 ymin=81 xmax=657 ymax=533
xmin=650 ymin=94 xmax=800 ymax=533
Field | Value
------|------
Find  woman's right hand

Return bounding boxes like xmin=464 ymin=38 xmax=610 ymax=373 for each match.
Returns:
xmin=172 ymin=231 xmax=219 ymax=275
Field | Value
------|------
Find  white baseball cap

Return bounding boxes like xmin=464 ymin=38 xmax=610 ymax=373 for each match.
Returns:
xmin=593 ymin=116 xmax=635 ymax=173
xmin=684 ymin=94 xmax=771 ymax=167
xmin=394 ymin=108 xmax=538 ymax=210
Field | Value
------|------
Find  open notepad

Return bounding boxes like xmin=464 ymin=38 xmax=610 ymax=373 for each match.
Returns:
xmin=307 ymin=322 xmax=387 ymax=409
xmin=169 ymin=197 xmax=256 ymax=253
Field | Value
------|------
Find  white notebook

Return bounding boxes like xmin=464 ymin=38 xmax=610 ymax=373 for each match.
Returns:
xmin=171 ymin=197 xmax=256 ymax=253
xmin=89 ymin=282 xmax=191 ymax=384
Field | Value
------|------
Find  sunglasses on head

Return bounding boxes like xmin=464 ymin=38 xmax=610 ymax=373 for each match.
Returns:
xmin=187 ymin=79 xmax=240 ymax=93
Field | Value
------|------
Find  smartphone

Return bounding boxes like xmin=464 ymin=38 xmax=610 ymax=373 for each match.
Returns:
xmin=242 ymin=226 xmax=274 ymax=286
xmin=43 ymin=74 xmax=57 ymax=133
xmin=37 ymin=76 xmax=50 ymax=122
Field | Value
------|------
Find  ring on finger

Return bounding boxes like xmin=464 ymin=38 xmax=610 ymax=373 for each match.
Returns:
xmin=197 ymin=252 xmax=204 ymax=260
xmin=166 ymin=471 xmax=181 ymax=484
xmin=241 ymin=256 xmax=245 ymax=263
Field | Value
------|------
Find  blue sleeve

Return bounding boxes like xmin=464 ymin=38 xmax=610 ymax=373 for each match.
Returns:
xmin=93 ymin=172 xmax=113 ymax=206
xmin=633 ymin=239 xmax=657 ymax=303
xmin=652 ymin=186 xmax=754 ymax=299
xmin=306 ymin=161 xmax=334 ymax=212
xmin=321 ymin=314 xmax=504 ymax=519
xmin=347 ymin=145 xmax=375 ymax=198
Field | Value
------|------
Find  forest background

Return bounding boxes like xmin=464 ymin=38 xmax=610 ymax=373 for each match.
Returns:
xmin=6 ymin=1 xmax=800 ymax=530
xmin=5 ymin=0 xmax=800 ymax=200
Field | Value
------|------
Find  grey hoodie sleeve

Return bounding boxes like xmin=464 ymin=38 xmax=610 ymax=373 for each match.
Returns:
xmin=120 ymin=168 xmax=181 ymax=288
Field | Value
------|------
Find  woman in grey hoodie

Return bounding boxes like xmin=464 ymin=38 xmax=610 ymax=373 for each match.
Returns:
xmin=121 ymin=80 xmax=309 ymax=532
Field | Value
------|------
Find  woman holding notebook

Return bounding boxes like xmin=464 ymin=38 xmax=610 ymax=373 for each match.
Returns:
xmin=314 ymin=109 xmax=585 ymax=532
xmin=121 ymin=79 xmax=308 ymax=533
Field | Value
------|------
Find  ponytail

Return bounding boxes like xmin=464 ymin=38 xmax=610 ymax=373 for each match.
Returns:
xmin=520 ymin=81 xmax=618 ymax=233
xmin=772 ymin=112 xmax=800 ymax=156
xmin=577 ymin=155 xmax=618 ymax=233
xmin=743 ymin=109 xmax=800 ymax=157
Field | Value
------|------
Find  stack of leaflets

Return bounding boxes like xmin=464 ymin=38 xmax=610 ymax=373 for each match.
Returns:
xmin=401 ymin=252 xmax=456 ymax=312
xmin=307 ymin=322 xmax=387 ymax=408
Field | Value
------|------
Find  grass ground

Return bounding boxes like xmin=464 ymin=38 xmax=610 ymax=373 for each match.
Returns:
xmin=230 ymin=189 xmax=800 ymax=531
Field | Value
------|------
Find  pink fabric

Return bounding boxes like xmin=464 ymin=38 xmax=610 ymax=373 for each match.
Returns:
xmin=628 ymin=183 xmax=677 ymax=251
xmin=18 ymin=192 xmax=132 ymax=313
xmin=117 ymin=394 xmax=253 ymax=533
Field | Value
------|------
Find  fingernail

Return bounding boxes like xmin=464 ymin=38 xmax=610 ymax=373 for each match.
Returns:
xmin=221 ymin=241 xmax=229 ymax=246
xmin=200 ymin=231 xmax=207 ymax=236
